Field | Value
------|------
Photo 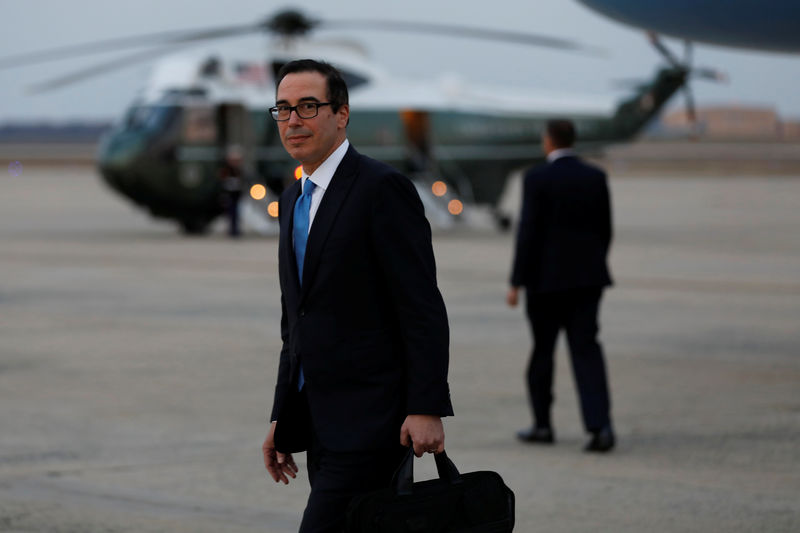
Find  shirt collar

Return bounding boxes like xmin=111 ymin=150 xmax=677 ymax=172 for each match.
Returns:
xmin=546 ymin=147 xmax=576 ymax=163
xmin=302 ymin=139 xmax=350 ymax=191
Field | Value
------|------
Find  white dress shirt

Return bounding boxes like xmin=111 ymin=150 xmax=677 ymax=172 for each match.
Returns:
xmin=546 ymin=147 xmax=576 ymax=163
xmin=299 ymin=139 xmax=350 ymax=234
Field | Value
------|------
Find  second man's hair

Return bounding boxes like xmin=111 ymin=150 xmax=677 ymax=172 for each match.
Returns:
xmin=545 ymin=119 xmax=576 ymax=148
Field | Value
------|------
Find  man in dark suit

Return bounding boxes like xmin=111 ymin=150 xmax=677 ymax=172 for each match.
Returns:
xmin=261 ymin=60 xmax=453 ymax=532
xmin=507 ymin=119 xmax=615 ymax=453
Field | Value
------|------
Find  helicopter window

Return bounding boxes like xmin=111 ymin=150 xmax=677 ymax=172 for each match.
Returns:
xmin=124 ymin=105 xmax=179 ymax=131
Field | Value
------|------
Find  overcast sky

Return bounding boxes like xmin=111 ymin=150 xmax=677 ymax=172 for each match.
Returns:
xmin=2 ymin=0 xmax=799 ymax=123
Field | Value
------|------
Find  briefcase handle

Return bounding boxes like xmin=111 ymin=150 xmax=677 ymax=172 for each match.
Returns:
xmin=393 ymin=444 xmax=463 ymax=496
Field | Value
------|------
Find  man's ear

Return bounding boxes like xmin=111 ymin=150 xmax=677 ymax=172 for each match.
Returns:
xmin=337 ymin=104 xmax=350 ymax=129
xmin=542 ymin=133 xmax=552 ymax=154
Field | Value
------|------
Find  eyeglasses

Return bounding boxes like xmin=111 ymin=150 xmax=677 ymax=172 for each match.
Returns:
xmin=269 ymin=102 xmax=332 ymax=121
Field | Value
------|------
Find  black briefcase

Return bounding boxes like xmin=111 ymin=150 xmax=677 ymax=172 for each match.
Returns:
xmin=346 ymin=447 xmax=515 ymax=532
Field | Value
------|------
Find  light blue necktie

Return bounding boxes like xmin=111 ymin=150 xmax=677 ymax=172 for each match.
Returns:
xmin=293 ymin=178 xmax=316 ymax=390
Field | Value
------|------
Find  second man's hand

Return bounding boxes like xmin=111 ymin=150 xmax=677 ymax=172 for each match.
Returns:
xmin=400 ymin=414 xmax=445 ymax=457
xmin=262 ymin=421 xmax=298 ymax=484
xmin=506 ymin=286 xmax=520 ymax=307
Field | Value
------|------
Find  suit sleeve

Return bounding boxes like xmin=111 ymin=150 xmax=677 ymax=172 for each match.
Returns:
xmin=270 ymin=194 xmax=293 ymax=422
xmin=370 ymin=171 xmax=454 ymax=417
xmin=510 ymin=170 xmax=539 ymax=287
xmin=269 ymin=293 xmax=291 ymax=422
xmin=601 ymin=172 xmax=613 ymax=251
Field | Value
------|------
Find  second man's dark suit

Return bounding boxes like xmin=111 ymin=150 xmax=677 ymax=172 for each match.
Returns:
xmin=510 ymin=154 xmax=613 ymax=432
xmin=270 ymin=145 xmax=453 ymax=531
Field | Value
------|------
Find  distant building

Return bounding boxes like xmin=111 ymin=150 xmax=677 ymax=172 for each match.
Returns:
xmin=781 ymin=120 xmax=800 ymax=139
xmin=659 ymin=106 xmax=800 ymax=140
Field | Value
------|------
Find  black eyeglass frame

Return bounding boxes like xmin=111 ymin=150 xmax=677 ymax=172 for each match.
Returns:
xmin=269 ymin=102 xmax=332 ymax=121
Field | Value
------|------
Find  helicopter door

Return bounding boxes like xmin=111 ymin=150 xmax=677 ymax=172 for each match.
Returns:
xmin=400 ymin=110 xmax=433 ymax=174
xmin=182 ymin=104 xmax=217 ymax=144
xmin=217 ymin=103 xmax=255 ymax=172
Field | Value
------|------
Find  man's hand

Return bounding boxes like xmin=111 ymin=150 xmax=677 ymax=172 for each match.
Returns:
xmin=506 ymin=286 xmax=520 ymax=307
xmin=400 ymin=415 xmax=445 ymax=457
xmin=262 ymin=421 xmax=298 ymax=484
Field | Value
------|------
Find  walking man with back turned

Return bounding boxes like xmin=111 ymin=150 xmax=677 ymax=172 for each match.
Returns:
xmin=507 ymin=119 xmax=615 ymax=453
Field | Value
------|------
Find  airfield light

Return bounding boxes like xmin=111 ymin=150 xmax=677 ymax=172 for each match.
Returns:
xmin=268 ymin=201 xmax=280 ymax=218
xmin=448 ymin=199 xmax=464 ymax=216
xmin=250 ymin=184 xmax=267 ymax=201
xmin=294 ymin=166 xmax=303 ymax=180
xmin=431 ymin=181 xmax=447 ymax=197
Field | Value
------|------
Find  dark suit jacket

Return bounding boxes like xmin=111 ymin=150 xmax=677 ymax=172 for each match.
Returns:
xmin=510 ymin=155 xmax=613 ymax=294
xmin=271 ymin=145 xmax=453 ymax=454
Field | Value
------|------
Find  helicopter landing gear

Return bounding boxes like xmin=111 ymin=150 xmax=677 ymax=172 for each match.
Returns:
xmin=178 ymin=217 xmax=211 ymax=235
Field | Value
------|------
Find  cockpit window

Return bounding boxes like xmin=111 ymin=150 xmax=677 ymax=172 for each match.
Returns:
xmin=123 ymin=105 xmax=179 ymax=131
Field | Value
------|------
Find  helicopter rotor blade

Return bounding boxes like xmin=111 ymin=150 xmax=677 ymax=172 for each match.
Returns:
xmin=0 ymin=23 xmax=261 ymax=70
xmin=647 ymin=31 xmax=682 ymax=68
xmin=682 ymin=84 xmax=700 ymax=139
xmin=322 ymin=19 xmax=607 ymax=56
xmin=680 ymin=39 xmax=696 ymax=125
xmin=1 ymin=9 xmax=606 ymax=72
xmin=25 ymin=44 xmax=193 ymax=94
xmin=683 ymin=85 xmax=696 ymax=123
xmin=6 ymin=8 xmax=608 ymax=93
xmin=692 ymin=68 xmax=728 ymax=82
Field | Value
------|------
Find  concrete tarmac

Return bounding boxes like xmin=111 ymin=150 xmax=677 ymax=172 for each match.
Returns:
xmin=1 ymin=164 xmax=799 ymax=532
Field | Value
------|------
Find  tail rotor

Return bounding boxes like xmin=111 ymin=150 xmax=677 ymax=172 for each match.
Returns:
xmin=647 ymin=32 xmax=727 ymax=138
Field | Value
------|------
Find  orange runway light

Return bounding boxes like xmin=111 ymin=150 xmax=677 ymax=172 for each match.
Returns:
xmin=448 ymin=199 xmax=463 ymax=216
xmin=250 ymin=184 xmax=267 ymax=200
xmin=431 ymin=180 xmax=447 ymax=197
xmin=267 ymin=201 xmax=279 ymax=218
xmin=294 ymin=166 xmax=303 ymax=180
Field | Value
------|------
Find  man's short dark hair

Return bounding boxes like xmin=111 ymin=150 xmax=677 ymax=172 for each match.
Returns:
xmin=275 ymin=59 xmax=349 ymax=113
xmin=545 ymin=119 xmax=576 ymax=148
